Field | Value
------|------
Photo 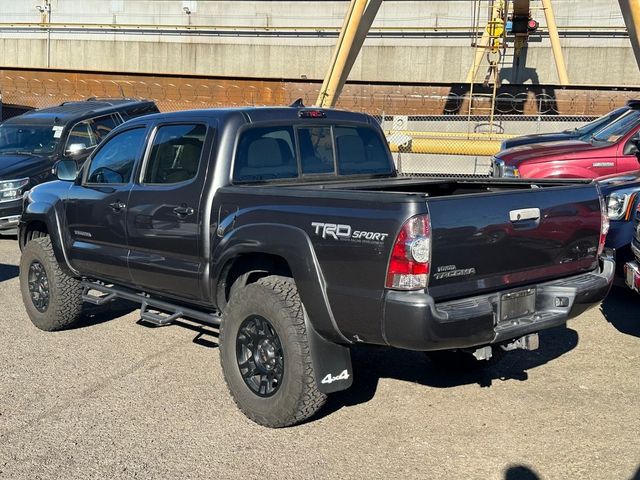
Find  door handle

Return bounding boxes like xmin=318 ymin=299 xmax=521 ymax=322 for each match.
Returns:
xmin=108 ymin=201 xmax=126 ymax=212
xmin=173 ymin=205 xmax=195 ymax=217
xmin=509 ymin=208 xmax=540 ymax=222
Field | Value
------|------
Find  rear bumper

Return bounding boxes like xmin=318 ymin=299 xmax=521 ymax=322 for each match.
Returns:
xmin=382 ymin=251 xmax=615 ymax=351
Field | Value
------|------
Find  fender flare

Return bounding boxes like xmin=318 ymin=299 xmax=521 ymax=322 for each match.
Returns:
xmin=21 ymin=198 xmax=78 ymax=277
xmin=212 ymin=223 xmax=351 ymax=345
xmin=212 ymin=223 xmax=353 ymax=394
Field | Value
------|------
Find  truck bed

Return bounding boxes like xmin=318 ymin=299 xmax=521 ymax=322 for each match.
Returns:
xmin=222 ymin=177 xmax=602 ymax=303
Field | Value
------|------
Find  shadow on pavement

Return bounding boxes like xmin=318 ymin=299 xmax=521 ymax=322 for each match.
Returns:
xmin=319 ymin=325 xmax=578 ymax=420
xmin=0 ymin=263 xmax=19 ymax=282
xmin=600 ymin=286 xmax=640 ymax=338
xmin=70 ymin=299 xmax=139 ymax=330
xmin=65 ymin=297 xmax=221 ymax=349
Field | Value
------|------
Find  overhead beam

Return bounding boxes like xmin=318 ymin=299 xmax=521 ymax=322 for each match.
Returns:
xmin=316 ymin=0 xmax=382 ymax=107
xmin=619 ymin=0 xmax=640 ymax=73
xmin=541 ymin=0 xmax=569 ymax=85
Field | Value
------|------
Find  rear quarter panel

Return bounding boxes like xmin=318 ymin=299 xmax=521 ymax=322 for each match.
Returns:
xmin=212 ymin=187 xmax=423 ymax=345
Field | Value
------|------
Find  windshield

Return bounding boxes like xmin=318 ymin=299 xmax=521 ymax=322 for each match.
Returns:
xmin=589 ymin=109 xmax=640 ymax=143
xmin=574 ymin=107 xmax=626 ymax=135
xmin=0 ymin=124 xmax=62 ymax=155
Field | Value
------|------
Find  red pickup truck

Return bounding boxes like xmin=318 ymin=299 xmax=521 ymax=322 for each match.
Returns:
xmin=493 ymin=106 xmax=640 ymax=179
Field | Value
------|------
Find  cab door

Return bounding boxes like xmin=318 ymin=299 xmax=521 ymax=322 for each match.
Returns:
xmin=64 ymin=126 xmax=148 ymax=282
xmin=125 ymin=123 xmax=210 ymax=301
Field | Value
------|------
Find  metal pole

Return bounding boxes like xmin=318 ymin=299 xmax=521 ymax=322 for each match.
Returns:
xmin=316 ymin=1 xmax=357 ymax=107
xmin=332 ymin=0 xmax=382 ymax=104
xmin=541 ymin=0 xmax=569 ymax=85
xmin=47 ymin=6 xmax=51 ymax=69
xmin=316 ymin=0 xmax=367 ymax=107
xmin=619 ymin=0 xmax=640 ymax=73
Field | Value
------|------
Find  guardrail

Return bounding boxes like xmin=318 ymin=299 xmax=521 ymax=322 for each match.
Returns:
xmin=0 ymin=22 xmax=628 ymax=38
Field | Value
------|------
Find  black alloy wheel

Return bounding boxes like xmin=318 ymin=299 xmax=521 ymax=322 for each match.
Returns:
xmin=28 ymin=260 xmax=50 ymax=312
xmin=236 ymin=315 xmax=285 ymax=397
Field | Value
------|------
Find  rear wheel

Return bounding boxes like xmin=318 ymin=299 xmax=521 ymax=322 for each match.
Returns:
xmin=19 ymin=237 xmax=84 ymax=331
xmin=219 ymin=275 xmax=327 ymax=427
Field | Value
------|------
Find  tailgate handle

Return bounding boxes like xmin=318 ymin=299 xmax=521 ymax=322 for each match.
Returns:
xmin=509 ymin=208 xmax=540 ymax=222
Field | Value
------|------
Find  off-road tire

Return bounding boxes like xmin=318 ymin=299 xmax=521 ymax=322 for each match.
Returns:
xmin=20 ymin=236 xmax=84 ymax=331
xmin=219 ymin=275 xmax=327 ymax=428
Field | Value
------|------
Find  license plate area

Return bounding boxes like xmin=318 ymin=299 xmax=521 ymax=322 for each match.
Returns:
xmin=499 ymin=288 xmax=536 ymax=323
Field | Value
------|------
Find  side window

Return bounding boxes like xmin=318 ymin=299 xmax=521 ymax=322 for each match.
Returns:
xmin=91 ymin=114 xmax=119 ymax=143
xmin=66 ymin=121 xmax=98 ymax=152
xmin=298 ymin=126 xmax=335 ymax=175
xmin=142 ymin=124 xmax=206 ymax=184
xmin=233 ymin=126 xmax=297 ymax=182
xmin=86 ymin=128 xmax=146 ymax=184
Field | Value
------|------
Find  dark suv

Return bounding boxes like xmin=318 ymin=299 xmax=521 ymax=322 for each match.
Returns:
xmin=0 ymin=98 xmax=159 ymax=233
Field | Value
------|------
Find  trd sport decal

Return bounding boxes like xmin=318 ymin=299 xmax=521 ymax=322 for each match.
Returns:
xmin=311 ymin=222 xmax=389 ymax=243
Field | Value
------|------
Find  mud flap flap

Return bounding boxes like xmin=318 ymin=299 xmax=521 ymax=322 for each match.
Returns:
xmin=304 ymin=313 xmax=353 ymax=394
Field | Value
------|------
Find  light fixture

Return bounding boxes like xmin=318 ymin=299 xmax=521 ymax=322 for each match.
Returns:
xmin=183 ymin=6 xmax=191 ymax=15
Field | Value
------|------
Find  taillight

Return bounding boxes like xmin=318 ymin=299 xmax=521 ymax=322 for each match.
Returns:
xmin=386 ymin=214 xmax=431 ymax=290
xmin=598 ymin=196 xmax=610 ymax=256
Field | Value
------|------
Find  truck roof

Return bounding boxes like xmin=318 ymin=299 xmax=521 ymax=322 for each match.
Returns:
xmin=124 ymin=106 xmax=376 ymax=126
xmin=3 ymin=98 xmax=156 ymax=126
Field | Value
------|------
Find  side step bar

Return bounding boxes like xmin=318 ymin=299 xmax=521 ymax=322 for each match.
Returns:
xmin=81 ymin=281 xmax=221 ymax=328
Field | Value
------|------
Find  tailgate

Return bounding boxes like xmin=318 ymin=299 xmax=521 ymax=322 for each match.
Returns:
xmin=426 ymin=184 xmax=602 ymax=301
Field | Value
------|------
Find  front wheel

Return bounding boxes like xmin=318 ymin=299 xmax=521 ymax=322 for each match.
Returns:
xmin=19 ymin=237 xmax=84 ymax=331
xmin=219 ymin=275 xmax=327 ymax=428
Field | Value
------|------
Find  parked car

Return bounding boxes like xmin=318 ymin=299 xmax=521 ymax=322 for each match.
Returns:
xmin=500 ymin=101 xmax=637 ymax=151
xmin=17 ymin=105 xmax=613 ymax=427
xmin=0 ymin=98 xmax=159 ymax=234
xmin=492 ymin=102 xmax=640 ymax=179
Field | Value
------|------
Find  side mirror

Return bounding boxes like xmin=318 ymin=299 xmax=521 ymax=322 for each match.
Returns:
xmin=65 ymin=143 xmax=88 ymax=157
xmin=53 ymin=159 xmax=78 ymax=181
xmin=627 ymin=138 xmax=640 ymax=159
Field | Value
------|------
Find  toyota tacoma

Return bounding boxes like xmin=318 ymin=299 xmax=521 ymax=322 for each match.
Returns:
xmin=18 ymin=106 xmax=614 ymax=427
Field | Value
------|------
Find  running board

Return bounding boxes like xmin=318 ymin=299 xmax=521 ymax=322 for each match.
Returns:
xmin=81 ymin=281 xmax=221 ymax=328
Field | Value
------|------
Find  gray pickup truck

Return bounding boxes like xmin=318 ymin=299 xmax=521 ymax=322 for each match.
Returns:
xmin=18 ymin=106 xmax=614 ymax=427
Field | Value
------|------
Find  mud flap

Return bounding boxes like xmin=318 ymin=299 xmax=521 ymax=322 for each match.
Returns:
xmin=304 ymin=312 xmax=353 ymax=394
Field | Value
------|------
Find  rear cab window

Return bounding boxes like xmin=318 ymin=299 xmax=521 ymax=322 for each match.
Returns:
xmin=232 ymin=123 xmax=392 ymax=183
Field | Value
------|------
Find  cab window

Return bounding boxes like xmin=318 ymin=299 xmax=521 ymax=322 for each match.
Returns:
xmin=233 ymin=126 xmax=298 ymax=182
xmin=298 ymin=127 xmax=335 ymax=175
xmin=85 ymin=128 xmax=146 ymax=184
xmin=142 ymin=124 xmax=206 ymax=184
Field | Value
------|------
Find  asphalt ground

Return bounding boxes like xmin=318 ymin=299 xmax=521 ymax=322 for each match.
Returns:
xmin=0 ymin=236 xmax=638 ymax=480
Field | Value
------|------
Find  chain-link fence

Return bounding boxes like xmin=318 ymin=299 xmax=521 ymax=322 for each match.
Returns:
xmin=2 ymin=70 xmax=636 ymax=177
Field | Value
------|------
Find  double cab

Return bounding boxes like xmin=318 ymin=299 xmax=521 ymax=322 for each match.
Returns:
xmin=18 ymin=106 xmax=614 ymax=427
